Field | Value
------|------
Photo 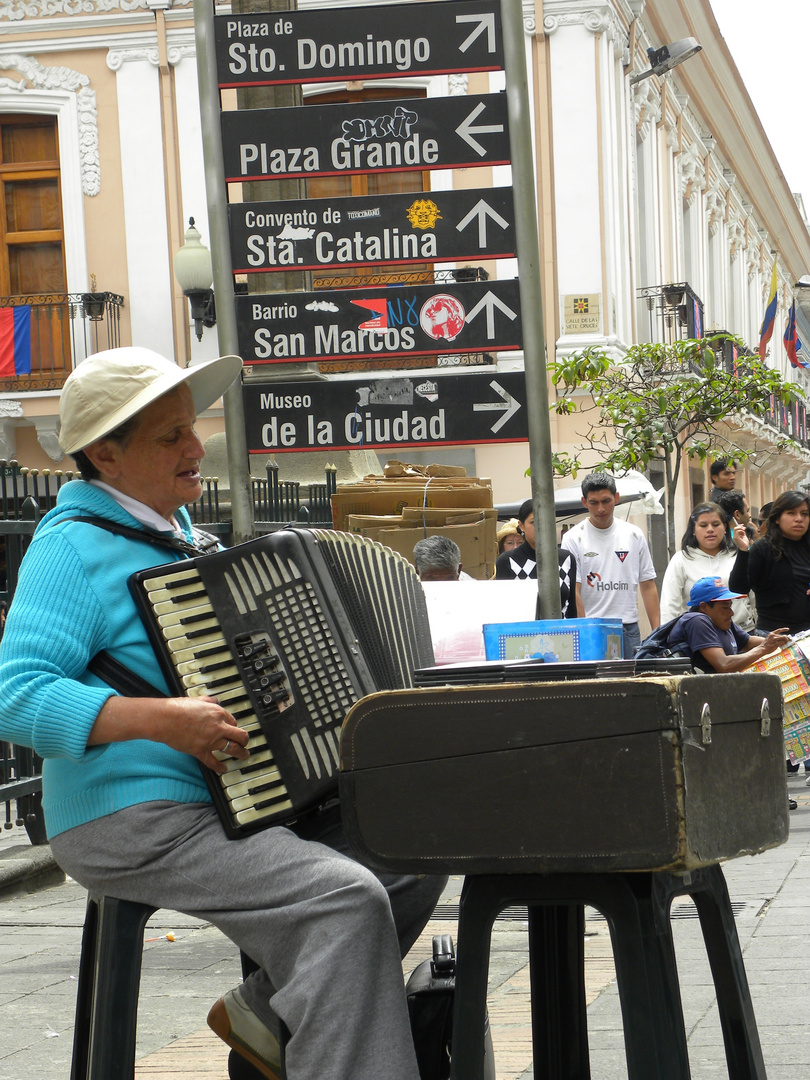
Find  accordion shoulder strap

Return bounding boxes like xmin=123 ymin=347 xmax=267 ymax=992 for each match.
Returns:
xmin=64 ymin=515 xmax=219 ymax=558
xmin=88 ymin=650 xmax=167 ymax=699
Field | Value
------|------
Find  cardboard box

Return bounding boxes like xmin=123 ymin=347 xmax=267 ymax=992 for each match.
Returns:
xmin=375 ymin=522 xmax=495 ymax=580
xmin=332 ymin=481 xmax=493 ymax=531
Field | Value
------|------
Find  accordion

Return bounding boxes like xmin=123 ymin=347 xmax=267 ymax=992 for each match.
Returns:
xmin=129 ymin=528 xmax=434 ymax=838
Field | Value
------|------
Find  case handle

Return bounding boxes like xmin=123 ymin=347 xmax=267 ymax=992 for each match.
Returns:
xmin=760 ymin=698 xmax=771 ymax=738
xmin=700 ymin=702 xmax=712 ymax=745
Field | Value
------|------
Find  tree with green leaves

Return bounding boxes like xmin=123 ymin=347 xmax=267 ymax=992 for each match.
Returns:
xmin=549 ymin=334 xmax=804 ymax=557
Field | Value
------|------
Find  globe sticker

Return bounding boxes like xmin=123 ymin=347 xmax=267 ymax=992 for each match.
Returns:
xmin=420 ymin=294 xmax=466 ymax=342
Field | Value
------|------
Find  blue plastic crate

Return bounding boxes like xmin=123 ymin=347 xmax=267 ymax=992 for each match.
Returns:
xmin=482 ymin=618 xmax=625 ymax=663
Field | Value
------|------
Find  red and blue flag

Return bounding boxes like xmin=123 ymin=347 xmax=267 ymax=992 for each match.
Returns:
xmin=0 ymin=306 xmax=31 ymax=377
xmin=784 ymin=299 xmax=806 ymax=369
xmin=758 ymin=262 xmax=778 ymax=360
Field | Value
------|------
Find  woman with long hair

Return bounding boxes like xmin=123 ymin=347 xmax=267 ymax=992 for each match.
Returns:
xmin=729 ymin=490 xmax=810 ymax=634
xmin=660 ymin=502 xmax=755 ymax=629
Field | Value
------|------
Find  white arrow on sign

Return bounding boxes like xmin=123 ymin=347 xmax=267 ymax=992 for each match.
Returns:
xmin=455 ymin=102 xmax=504 ymax=157
xmin=465 ymin=290 xmax=518 ymax=338
xmin=456 ymin=12 xmax=496 ymax=53
xmin=455 ymin=199 xmax=510 ymax=248
xmin=472 ymin=380 xmax=522 ymax=434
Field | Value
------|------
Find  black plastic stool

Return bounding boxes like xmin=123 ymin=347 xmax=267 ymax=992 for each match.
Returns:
xmin=70 ymin=894 xmax=158 ymax=1080
xmin=448 ymin=863 xmax=766 ymax=1080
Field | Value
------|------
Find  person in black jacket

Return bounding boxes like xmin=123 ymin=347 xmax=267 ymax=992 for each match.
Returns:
xmin=494 ymin=498 xmax=577 ymax=618
xmin=729 ymin=489 xmax=810 ymax=635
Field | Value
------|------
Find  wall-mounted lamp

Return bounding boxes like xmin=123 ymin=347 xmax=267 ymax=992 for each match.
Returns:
xmin=174 ymin=217 xmax=216 ymax=341
xmin=629 ymin=37 xmax=702 ymax=85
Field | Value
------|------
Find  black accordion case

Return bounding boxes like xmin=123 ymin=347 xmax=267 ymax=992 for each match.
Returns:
xmin=339 ymin=672 xmax=788 ymax=875
xmin=129 ymin=528 xmax=433 ymax=838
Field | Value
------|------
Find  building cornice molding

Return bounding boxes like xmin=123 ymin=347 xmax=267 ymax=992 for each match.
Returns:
xmin=0 ymin=53 xmax=99 ymax=195
xmin=0 ymin=0 xmax=171 ymax=21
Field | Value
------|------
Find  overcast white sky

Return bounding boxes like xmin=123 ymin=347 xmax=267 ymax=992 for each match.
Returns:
xmin=709 ymin=0 xmax=810 ymax=205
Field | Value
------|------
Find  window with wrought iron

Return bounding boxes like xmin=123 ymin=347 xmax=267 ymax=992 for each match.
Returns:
xmin=0 ymin=116 xmax=68 ymax=386
xmin=0 ymin=116 xmax=65 ymax=296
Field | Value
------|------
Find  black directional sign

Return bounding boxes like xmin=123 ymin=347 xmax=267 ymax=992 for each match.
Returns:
xmin=243 ymin=371 xmax=528 ymax=453
xmin=215 ymin=0 xmax=503 ymax=87
xmin=236 ymin=279 xmax=522 ymax=364
xmin=229 ymin=188 xmax=515 ymax=274
xmin=221 ymin=93 xmax=509 ymax=182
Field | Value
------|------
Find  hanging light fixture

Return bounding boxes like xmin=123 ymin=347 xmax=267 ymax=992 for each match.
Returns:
xmin=174 ymin=217 xmax=216 ymax=341
xmin=629 ymin=38 xmax=702 ymax=85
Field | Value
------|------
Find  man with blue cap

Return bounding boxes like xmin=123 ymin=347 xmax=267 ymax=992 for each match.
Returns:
xmin=667 ymin=576 xmax=788 ymax=674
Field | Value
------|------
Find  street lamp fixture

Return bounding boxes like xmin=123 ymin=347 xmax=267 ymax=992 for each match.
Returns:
xmin=629 ymin=38 xmax=702 ymax=85
xmin=174 ymin=217 xmax=216 ymax=341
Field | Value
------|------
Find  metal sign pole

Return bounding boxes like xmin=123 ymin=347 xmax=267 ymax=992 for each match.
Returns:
xmin=193 ymin=0 xmax=255 ymax=543
xmin=500 ymin=0 xmax=560 ymax=619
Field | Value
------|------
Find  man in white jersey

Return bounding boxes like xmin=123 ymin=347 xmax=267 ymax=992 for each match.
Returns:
xmin=561 ymin=472 xmax=660 ymax=657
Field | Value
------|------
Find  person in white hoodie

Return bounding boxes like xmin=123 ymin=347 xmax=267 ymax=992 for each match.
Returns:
xmin=660 ymin=502 xmax=755 ymax=631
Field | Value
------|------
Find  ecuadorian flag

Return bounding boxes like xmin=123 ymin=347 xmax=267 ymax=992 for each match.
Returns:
xmin=784 ymin=300 xmax=807 ymax=369
xmin=758 ymin=262 xmax=778 ymax=360
xmin=0 ymin=306 xmax=31 ymax=377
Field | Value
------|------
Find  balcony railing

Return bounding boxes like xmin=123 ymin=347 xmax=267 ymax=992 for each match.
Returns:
xmin=633 ymin=291 xmax=810 ymax=451
xmin=637 ymin=282 xmax=705 ymax=345
xmin=0 ymin=292 xmax=124 ymax=393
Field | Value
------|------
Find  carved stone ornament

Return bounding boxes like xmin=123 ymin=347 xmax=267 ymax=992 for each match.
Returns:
xmin=0 ymin=400 xmax=23 ymax=419
xmin=678 ymin=142 xmax=705 ymax=203
xmin=0 ymin=419 xmax=18 ymax=461
xmin=0 ymin=0 xmax=154 ymax=19
xmin=542 ymin=0 xmax=628 ymax=50
xmin=0 ymin=54 xmax=99 ymax=196
xmin=705 ymin=186 xmax=724 ymax=237
xmin=727 ymin=216 xmax=745 ymax=261
xmin=35 ymin=416 xmax=63 ymax=461
xmin=746 ymin=242 xmax=760 ymax=282
xmin=633 ymin=77 xmax=661 ymax=141
xmin=448 ymin=73 xmax=469 ymax=97
xmin=523 ymin=0 xmax=536 ymax=34
xmin=106 ymin=46 xmax=160 ymax=70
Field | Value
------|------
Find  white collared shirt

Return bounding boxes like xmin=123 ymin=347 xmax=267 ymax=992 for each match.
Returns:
xmin=89 ymin=480 xmax=182 ymax=536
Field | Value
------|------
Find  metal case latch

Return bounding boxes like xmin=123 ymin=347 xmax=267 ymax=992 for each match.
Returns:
xmin=760 ymin=698 xmax=771 ymax=738
xmin=700 ymin=702 xmax=712 ymax=745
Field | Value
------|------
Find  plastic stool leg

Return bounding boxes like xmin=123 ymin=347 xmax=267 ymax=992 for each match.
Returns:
xmin=686 ymin=866 xmax=767 ymax=1080
xmin=70 ymin=897 xmax=100 ymax=1080
xmin=449 ymin=877 xmax=502 ymax=1080
xmin=70 ymin=896 xmax=157 ymax=1080
xmin=528 ymin=903 xmax=590 ymax=1080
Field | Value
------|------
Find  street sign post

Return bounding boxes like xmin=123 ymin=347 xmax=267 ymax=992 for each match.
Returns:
xmin=242 ymin=370 xmax=527 ymax=453
xmin=229 ymin=187 xmax=515 ymax=273
xmin=221 ymin=93 xmax=510 ymax=181
xmin=215 ymin=0 xmax=503 ymax=87
xmin=236 ymin=278 xmax=522 ymax=364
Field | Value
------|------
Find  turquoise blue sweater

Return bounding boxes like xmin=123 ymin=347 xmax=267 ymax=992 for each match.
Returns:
xmin=0 ymin=481 xmax=211 ymax=838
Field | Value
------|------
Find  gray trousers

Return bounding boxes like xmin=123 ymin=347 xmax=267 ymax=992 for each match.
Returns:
xmin=50 ymin=801 xmax=447 ymax=1080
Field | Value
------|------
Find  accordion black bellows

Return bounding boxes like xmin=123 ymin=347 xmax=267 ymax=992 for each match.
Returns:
xmin=129 ymin=528 xmax=434 ymax=838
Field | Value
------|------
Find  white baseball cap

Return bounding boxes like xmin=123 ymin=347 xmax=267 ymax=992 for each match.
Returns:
xmin=59 ymin=347 xmax=242 ymax=454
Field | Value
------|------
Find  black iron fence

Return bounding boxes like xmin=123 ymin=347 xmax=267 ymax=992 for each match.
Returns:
xmin=0 ymin=292 xmax=124 ymax=394
xmin=637 ymin=282 xmax=705 ymax=345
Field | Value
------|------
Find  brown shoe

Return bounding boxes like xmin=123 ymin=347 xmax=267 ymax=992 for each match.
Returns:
xmin=208 ymin=988 xmax=282 ymax=1080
